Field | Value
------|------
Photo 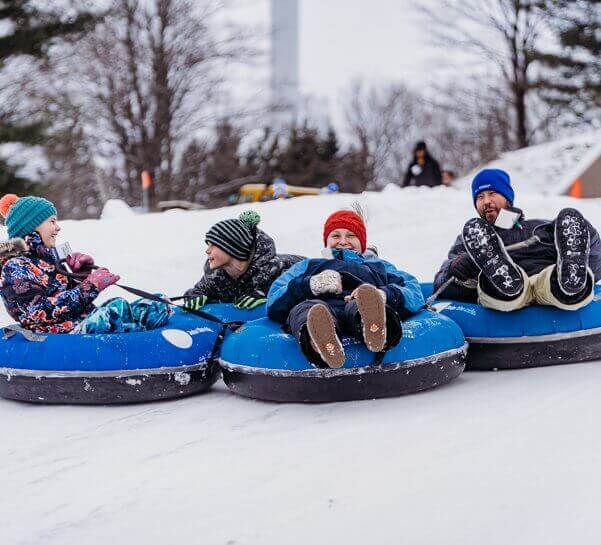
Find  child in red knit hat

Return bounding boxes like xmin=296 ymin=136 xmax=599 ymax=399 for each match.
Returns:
xmin=266 ymin=208 xmax=425 ymax=369
xmin=322 ymin=210 xmax=367 ymax=254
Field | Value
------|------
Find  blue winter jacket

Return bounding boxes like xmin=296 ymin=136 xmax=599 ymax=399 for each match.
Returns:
xmin=267 ymin=249 xmax=425 ymax=324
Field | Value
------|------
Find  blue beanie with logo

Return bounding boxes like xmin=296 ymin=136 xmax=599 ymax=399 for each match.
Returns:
xmin=0 ymin=194 xmax=57 ymax=239
xmin=471 ymin=169 xmax=515 ymax=206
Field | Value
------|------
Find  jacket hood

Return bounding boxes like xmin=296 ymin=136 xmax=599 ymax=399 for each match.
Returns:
xmin=247 ymin=230 xmax=277 ymax=269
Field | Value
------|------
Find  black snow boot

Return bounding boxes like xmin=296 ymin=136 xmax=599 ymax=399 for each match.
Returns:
xmin=555 ymin=208 xmax=590 ymax=296
xmin=462 ymin=218 xmax=524 ymax=299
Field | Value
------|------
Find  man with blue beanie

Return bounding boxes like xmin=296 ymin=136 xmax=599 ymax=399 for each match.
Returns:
xmin=433 ymin=169 xmax=601 ymax=311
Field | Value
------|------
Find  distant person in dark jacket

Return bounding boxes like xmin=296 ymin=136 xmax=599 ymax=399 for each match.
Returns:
xmin=184 ymin=211 xmax=303 ymax=311
xmin=401 ymin=141 xmax=442 ymax=188
xmin=433 ymin=169 xmax=601 ymax=311
xmin=266 ymin=210 xmax=424 ymax=369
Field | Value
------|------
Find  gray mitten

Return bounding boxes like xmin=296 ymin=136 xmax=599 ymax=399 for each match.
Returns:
xmin=309 ymin=269 xmax=343 ymax=296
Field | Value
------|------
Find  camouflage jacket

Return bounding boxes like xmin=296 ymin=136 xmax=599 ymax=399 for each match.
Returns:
xmin=185 ymin=230 xmax=303 ymax=302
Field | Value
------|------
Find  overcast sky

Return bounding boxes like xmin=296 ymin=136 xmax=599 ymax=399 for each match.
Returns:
xmin=232 ymin=0 xmax=436 ymax=126
xmin=299 ymin=0 xmax=432 ymax=102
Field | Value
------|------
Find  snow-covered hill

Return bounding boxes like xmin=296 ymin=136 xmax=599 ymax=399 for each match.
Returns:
xmin=4 ymin=187 xmax=601 ymax=545
xmin=455 ymin=131 xmax=601 ymax=196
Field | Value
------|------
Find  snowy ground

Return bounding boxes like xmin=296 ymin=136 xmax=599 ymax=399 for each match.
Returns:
xmin=4 ymin=186 xmax=601 ymax=545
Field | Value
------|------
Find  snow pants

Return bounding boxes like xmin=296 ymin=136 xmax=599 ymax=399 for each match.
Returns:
xmin=287 ymin=298 xmax=403 ymax=366
xmin=73 ymin=296 xmax=172 ymax=334
xmin=478 ymin=265 xmax=595 ymax=312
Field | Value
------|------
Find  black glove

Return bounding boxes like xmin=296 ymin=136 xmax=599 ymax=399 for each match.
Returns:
xmin=449 ymin=253 xmax=480 ymax=282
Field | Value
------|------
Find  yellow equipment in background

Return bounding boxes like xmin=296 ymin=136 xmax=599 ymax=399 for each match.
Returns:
xmin=237 ymin=182 xmax=321 ymax=203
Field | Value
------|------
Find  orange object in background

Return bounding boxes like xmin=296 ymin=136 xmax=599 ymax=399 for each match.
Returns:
xmin=568 ymin=179 xmax=583 ymax=198
xmin=141 ymin=171 xmax=153 ymax=189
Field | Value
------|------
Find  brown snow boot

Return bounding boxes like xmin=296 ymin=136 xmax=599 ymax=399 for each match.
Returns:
xmin=306 ymin=304 xmax=345 ymax=369
xmin=355 ymin=284 xmax=387 ymax=352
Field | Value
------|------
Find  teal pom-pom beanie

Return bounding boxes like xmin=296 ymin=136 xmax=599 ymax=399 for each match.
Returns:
xmin=1 ymin=195 xmax=58 ymax=239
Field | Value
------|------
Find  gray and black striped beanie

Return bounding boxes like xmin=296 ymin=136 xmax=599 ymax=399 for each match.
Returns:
xmin=205 ymin=210 xmax=261 ymax=260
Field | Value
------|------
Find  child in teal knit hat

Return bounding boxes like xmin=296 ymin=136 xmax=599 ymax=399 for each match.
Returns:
xmin=0 ymin=194 xmax=121 ymax=333
xmin=0 ymin=194 xmax=170 ymax=334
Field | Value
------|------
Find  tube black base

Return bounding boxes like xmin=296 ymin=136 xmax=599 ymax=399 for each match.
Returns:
xmin=0 ymin=361 xmax=220 ymax=404
xmin=466 ymin=332 xmax=601 ymax=370
xmin=221 ymin=350 xmax=466 ymax=403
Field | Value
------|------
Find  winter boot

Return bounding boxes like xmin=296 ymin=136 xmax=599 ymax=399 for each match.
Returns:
xmin=555 ymin=208 xmax=590 ymax=296
xmin=355 ymin=284 xmax=387 ymax=352
xmin=462 ymin=218 xmax=523 ymax=299
xmin=306 ymin=304 xmax=345 ymax=369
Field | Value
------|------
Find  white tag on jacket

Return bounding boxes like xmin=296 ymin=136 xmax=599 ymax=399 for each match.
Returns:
xmin=55 ymin=242 xmax=73 ymax=261
xmin=495 ymin=208 xmax=520 ymax=230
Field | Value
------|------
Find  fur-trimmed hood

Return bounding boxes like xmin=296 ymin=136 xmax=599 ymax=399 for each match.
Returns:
xmin=0 ymin=238 xmax=28 ymax=263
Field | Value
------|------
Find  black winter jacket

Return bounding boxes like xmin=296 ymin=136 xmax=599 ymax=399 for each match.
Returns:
xmin=433 ymin=210 xmax=601 ymax=302
xmin=185 ymin=230 xmax=303 ymax=302
xmin=401 ymin=157 xmax=442 ymax=188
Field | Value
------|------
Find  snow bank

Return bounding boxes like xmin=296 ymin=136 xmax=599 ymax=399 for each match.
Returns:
xmin=4 ymin=188 xmax=601 ymax=545
xmin=456 ymin=131 xmax=601 ymax=196
xmin=100 ymin=199 xmax=136 ymax=219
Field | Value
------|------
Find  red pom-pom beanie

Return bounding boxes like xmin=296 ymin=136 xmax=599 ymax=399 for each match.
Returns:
xmin=323 ymin=210 xmax=367 ymax=253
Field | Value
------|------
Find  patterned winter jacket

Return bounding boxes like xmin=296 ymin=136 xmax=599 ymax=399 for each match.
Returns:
xmin=0 ymin=233 xmax=99 ymax=333
xmin=266 ymin=249 xmax=425 ymax=324
xmin=185 ymin=230 xmax=304 ymax=302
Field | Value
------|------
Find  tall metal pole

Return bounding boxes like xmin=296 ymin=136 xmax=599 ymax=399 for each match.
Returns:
xmin=271 ymin=0 xmax=299 ymax=128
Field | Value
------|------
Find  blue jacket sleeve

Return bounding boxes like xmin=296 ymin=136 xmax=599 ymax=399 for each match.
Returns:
xmin=266 ymin=259 xmax=313 ymax=323
xmin=378 ymin=259 xmax=425 ymax=316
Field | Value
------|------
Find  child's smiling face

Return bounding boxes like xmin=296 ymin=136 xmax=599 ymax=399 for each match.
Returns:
xmin=325 ymin=228 xmax=362 ymax=253
xmin=36 ymin=216 xmax=61 ymax=248
xmin=205 ymin=243 xmax=233 ymax=270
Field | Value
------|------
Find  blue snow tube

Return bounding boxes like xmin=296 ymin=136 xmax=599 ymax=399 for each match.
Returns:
xmin=421 ymin=283 xmax=601 ymax=370
xmin=0 ymin=304 xmax=266 ymax=405
xmin=219 ymin=309 xmax=467 ymax=403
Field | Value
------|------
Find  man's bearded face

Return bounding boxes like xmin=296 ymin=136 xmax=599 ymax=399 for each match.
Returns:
xmin=475 ymin=190 xmax=509 ymax=224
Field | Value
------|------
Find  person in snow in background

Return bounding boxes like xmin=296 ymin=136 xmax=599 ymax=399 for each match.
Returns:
xmin=433 ymin=169 xmax=601 ymax=311
xmin=183 ymin=210 xmax=303 ymax=312
xmin=401 ymin=141 xmax=442 ymax=188
xmin=442 ymin=170 xmax=456 ymax=187
xmin=0 ymin=194 xmax=171 ymax=334
xmin=266 ymin=209 xmax=425 ymax=369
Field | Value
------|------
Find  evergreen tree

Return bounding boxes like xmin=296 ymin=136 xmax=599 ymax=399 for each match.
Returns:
xmin=275 ymin=124 xmax=343 ymax=188
xmin=205 ymin=121 xmax=246 ymax=189
xmin=0 ymin=1 xmax=97 ymax=195
xmin=538 ymin=0 xmax=601 ymax=126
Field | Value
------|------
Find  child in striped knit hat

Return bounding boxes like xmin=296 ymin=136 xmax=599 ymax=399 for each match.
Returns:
xmin=183 ymin=211 xmax=303 ymax=311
